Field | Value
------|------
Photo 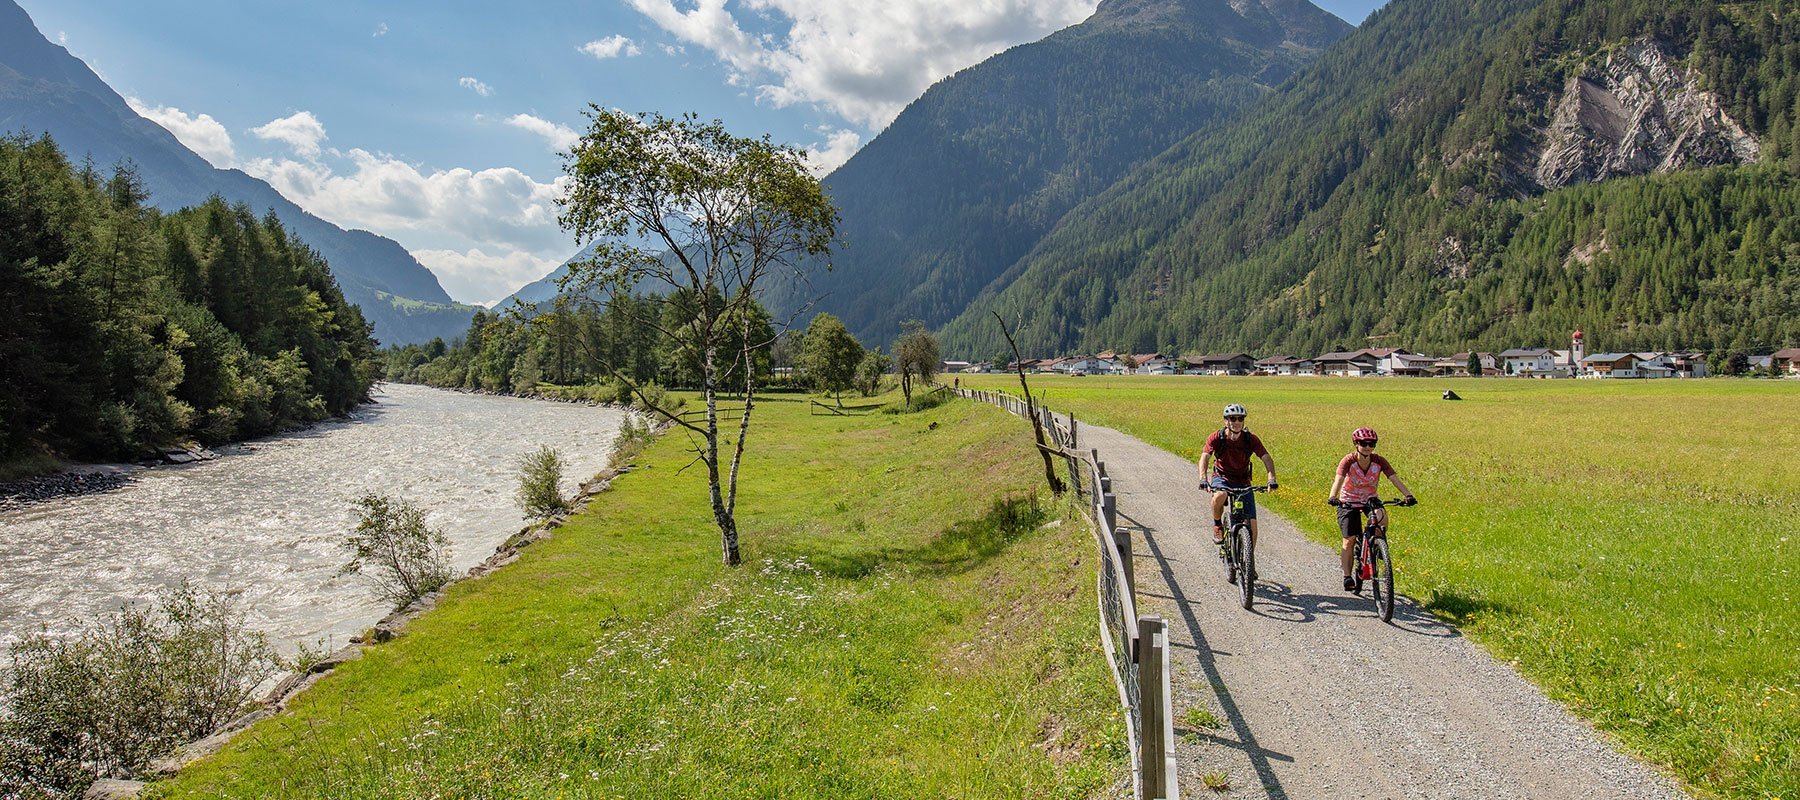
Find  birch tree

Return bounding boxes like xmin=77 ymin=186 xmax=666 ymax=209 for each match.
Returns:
xmin=557 ymin=109 xmax=838 ymax=566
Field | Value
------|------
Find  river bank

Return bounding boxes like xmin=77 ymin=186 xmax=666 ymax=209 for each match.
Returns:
xmin=0 ymin=384 xmax=629 ymax=653
xmin=147 ymin=393 xmax=1127 ymax=798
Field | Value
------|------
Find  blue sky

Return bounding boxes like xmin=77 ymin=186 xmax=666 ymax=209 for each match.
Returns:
xmin=19 ymin=0 xmax=1386 ymax=305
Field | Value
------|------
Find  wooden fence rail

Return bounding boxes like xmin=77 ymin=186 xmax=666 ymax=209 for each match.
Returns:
xmin=954 ymin=388 xmax=1178 ymax=800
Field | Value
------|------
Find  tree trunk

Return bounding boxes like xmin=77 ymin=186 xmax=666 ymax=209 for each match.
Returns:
xmin=703 ymin=340 xmax=741 ymax=566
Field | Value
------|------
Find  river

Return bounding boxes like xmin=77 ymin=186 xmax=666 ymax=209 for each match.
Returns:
xmin=0 ymin=383 xmax=628 ymax=653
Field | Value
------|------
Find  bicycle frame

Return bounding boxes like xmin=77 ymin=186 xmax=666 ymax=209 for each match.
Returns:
xmin=1336 ymin=497 xmax=1407 ymax=622
xmin=1214 ymin=485 xmax=1267 ymax=609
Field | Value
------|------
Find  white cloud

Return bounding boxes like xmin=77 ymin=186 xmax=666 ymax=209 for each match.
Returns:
xmin=373 ymin=22 xmax=389 ymax=37
xmin=658 ymin=42 xmax=685 ymax=56
xmin=412 ymin=247 xmax=562 ymax=306
xmin=251 ymin=111 xmax=329 ymax=158
xmin=579 ymin=35 xmax=642 ymax=60
xmin=241 ymin=148 xmax=569 ymax=258
xmin=804 ymin=127 xmax=861 ymax=175
xmin=126 ymin=97 xmax=237 ymax=167
xmin=459 ymin=76 xmax=494 ymax=96
xmin=505 ymin=114 xmax=580 ymax=153
xmin=624 ymin=0 xmax=1098 ymax=130
xmin=57 ymin=31 xmax=68 ymax=46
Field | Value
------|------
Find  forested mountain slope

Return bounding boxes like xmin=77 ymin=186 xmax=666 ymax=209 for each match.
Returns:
xmin=937 ymin=0 xmax=1800 ymax=357
xmin=0 ymin=0 xmax=478 ymax=345
xmin=767 ymin=0 xmax=1351 ymax=347
xmin=2 ymin=134 xmax=378 ymax=468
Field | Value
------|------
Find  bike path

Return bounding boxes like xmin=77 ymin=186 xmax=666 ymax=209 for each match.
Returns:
xmin=1071 ymin=417 xmax=1688 ymax=800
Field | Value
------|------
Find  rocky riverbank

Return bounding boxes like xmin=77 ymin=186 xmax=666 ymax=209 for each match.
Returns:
xmin=0 ymin=445 xmax=221 ymax=513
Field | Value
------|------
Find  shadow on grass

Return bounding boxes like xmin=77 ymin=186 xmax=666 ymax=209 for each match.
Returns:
xmin=811 ymin=494 xmax=1047 ymax=580
xmin=1420 ymin=586 xmax=1510 ymax=624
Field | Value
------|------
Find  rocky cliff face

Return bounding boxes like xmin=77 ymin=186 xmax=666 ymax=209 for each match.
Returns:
xmin=1532 ymin=39 xmax=1760 ymax=190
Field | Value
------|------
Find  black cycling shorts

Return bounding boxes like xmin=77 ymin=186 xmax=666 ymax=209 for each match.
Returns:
xmin=1338 ymin=506 xmax=1374 ymax=539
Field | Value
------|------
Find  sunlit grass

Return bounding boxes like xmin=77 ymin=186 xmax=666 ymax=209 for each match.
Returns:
xmin=964 ymin=373 xmax=1800 ymax=800
xmin=149 ymin=394 xmax=1125 ymax=798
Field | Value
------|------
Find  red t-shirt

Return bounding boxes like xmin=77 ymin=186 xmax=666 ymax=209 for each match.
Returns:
xmin=1204 ymin=429 xmax=1268 ymax=484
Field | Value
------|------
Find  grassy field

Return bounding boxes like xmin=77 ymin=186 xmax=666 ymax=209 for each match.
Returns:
xmin=963 ymin=373 xmax=1798 ymax=800
xmin=149 ymin=394 xmax=1125 ymax=798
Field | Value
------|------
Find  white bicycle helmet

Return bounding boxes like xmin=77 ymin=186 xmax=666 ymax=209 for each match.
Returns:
xmin=1222 ymin=403 xmax=1246 ymax=418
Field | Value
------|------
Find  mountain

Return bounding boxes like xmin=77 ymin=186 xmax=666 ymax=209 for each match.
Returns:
xmin=0 ymin=0 xmax=477 ymax=344
xmin=498 ymin=241 xmax=599 ymax=309
xmin=936 ymin=0 xmax=1800 ymax=357
xmin=763 ymin=0 xmax=1352 ymax=348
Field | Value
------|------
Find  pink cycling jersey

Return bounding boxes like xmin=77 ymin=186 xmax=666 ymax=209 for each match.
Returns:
xmin=1336 ymin=453 xmax=1395 ymax=504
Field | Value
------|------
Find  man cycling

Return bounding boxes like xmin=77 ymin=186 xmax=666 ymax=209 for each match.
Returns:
xmin=1199 ymin=404 xmax=1278 ymax=547
xmin=1326 ymin=426 xmax=1416 ymax=593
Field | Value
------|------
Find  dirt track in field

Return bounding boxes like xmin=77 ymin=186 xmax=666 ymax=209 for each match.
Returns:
xmin=1071 ymin=415 xmax=1689 ymax=800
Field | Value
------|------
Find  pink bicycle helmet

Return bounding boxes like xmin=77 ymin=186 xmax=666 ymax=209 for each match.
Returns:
xmin=1352 ymin=427 xmax=1378 ymax=444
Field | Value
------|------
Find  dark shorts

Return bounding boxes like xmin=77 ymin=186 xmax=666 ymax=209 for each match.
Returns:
xmin=1209 ymin=477 xmax=1257 ymax=520
xmin=1337 ymin=505 xmax=1385 ymax=539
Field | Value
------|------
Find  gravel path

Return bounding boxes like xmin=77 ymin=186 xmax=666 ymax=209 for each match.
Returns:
xmin=1072 ymin=417 xmax=1689 ymax=800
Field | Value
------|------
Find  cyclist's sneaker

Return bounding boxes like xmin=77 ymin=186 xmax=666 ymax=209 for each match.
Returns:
xmin=1343 ymin=575 xmax=1358 ymax=593
xmin=1211 ymin=522 xmax=1225 ymax=545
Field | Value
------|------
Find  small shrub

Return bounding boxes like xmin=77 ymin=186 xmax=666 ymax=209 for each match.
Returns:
xmin=881 ymin=386 xmax=953 ymax=414
xmin=1201 ymin=770 xmax=1232 ymax=792
xmin=1181 ymin=706 xmax=1222 ymax=730
xmin=515 ymin=445 xmax=569 ymax=520
xmin=608 ymin=414 xmax=657 ymax=470
xmin=339 ymin=493 xmax=453 ymax=609
xmin=0 ymin=584 xmax=275 ymax=796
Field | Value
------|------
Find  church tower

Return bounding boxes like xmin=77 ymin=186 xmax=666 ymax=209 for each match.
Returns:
xmin=1571 ymin=329 xmax=1585 ymax=373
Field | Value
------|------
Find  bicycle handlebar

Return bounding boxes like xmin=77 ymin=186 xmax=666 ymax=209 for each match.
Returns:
xmin=1329 ymin=496 xmax=1415 ymax=508
xmin=1210 ymin=485 xmax=1271 ymax=494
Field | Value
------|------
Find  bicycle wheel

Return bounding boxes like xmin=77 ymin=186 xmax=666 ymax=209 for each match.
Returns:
xmin=1236 ymin=525 xmax=1255 ymax=609
xmin=1370 ymin=536 xmax=1394 ymax=622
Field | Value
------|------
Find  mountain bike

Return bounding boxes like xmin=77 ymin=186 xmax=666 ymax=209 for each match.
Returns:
xmin=1330 ymin=496 xmax=1415 ymax=623
xmin=1214 ymin=485 xmax=1268 ymax=610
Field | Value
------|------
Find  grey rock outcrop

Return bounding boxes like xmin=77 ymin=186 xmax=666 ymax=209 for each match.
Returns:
xmin=81 ymin=779 xmax=146 ymax=799
xmin=1533 ymin=39 xmax=1759 ymax=190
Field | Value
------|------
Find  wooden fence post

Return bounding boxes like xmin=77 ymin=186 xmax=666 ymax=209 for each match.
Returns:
xmin=1101 ymin=482 xmax=1116 ymax=533
xmin=1114 ymin=527 xmax=1133 ymax=596
xmin=1138 ymin=616 xmax=1174 ymax=800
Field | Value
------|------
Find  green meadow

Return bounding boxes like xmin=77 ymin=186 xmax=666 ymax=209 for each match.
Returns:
xmin=149 ymin=395 xmax=1124 ymax=798
xmin=964 ymin=373 xmax=1799 ymax=800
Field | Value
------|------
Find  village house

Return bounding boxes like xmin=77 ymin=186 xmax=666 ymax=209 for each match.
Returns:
xmin=1579 ymin=352 xmax=1677 ymax=379
xmin=1664 ymin=352 xmax=1709 ymax=378
xmin=1774 ymin=348 xmax=1800 ymax=375
xmin=1132 ymin=354 xmax=1184 ymax=375
xmin=1499 ymin=348 xmax=1560 ymax=376
xmin=1385 ymin=352 xmax=1439 ymax=377
xmin=941 ymin=360 xmax=972 ymax=374
xmin=1313 ymin=350 xmax=1381 ymax=376
xmin=1054 ymin=355 xmax=1114 ymax=375
xmin=1434 ymin=352 xmax=1499 ymax=376
xmin=1189 ymin=353 xmax=1257 ymax=375
xmin=1254 ymin=355 xmax=1312 ymax=375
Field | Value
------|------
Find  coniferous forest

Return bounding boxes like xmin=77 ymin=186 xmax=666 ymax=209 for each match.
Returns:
xmin=1 ymin=133 xmax=377 ymax=475
xmin=933 ymin=0 xmax=1800 ymax=357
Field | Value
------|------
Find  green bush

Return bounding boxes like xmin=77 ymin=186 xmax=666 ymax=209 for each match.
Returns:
xmin=514 ymin=445 xmax=569 ymax=520
xmin=338 ymin=493 xmax=454 ymax=609
xmin=608 ymin=414 xmax=658 ymax=470
xmin=0 ymin=584 xmax=275 ymax=797
xmin=882 ymin=386 xmax=953 ymax=414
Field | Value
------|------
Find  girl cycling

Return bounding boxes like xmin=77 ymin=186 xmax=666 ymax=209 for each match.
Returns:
xmin=1325 ymin=427 xmax=1416 ymax=593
